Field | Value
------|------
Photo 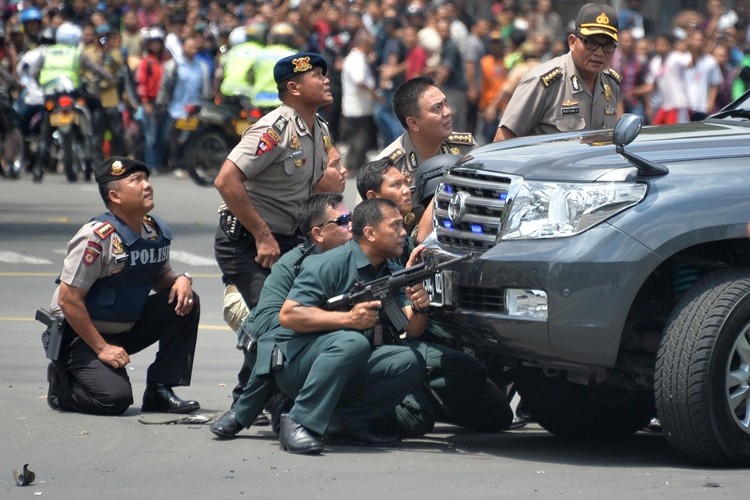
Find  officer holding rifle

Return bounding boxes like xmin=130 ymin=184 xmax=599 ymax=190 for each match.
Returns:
xmin=272 ymin=198 xmax=430 ymax=454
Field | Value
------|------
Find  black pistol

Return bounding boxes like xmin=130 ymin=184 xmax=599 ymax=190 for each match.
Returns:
xmin=36 ymin=308 xmax=65 ymax=362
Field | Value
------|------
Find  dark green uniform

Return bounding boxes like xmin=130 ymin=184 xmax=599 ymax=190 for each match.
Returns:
xmin=274 ymin=240 xmax=426 ymax=435
xmin=232 ymin=244 xmax=312 ymax=428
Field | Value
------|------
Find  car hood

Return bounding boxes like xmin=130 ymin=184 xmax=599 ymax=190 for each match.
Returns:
xmin=457 ymin=120 xmax=750 ymax=182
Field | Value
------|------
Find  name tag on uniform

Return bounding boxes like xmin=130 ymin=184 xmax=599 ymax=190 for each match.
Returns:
xmin=605 ymin=107 xmax=617 ymax=115
xmin=289 ymin=149 xmax=303 ymax=158
xmin=561 ymin=99 xmax=579 ymax=115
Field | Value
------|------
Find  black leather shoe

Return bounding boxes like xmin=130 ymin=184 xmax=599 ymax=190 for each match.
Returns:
xmin=278 ymin=414 xmax=323 ymax=454
xmin=210 ymin=410 xmax=243 ymax=439
xmin=252 ymin=412 xmax=270 ymax=426
xmin=47 ymin=363 xmax=61 ymax=411
xmin=340 ymin=429 xmax=401 ymax=448
xmin=141 ymin=383 xmax=200 ymax=414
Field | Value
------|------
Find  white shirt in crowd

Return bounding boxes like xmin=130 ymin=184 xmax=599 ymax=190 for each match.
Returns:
xmin=341 ymin=47 xmax=375 ymax=118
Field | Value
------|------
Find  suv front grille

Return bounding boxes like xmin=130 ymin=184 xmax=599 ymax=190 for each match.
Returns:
xmin=434 ymin=167 xmax=512 ymax=251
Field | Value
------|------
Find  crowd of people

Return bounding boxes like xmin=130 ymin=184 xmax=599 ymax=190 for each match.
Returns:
xmin=31 ymin=0 xmax=750 ymax=455
xmin=2 ymin=0 xmax=750 ymax=179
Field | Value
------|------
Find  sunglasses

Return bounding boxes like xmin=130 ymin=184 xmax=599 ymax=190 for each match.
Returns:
xmin=315 ymin=213 xmax=351 ymax=228
xmin=575 ymin=34 xmax=618 ymax=54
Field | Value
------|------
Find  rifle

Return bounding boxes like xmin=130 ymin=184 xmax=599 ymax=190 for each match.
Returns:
xmin=36 ymin=308 xmax=65 ymax=361
xmin=325 ymin=253 xmax=472 ymax=333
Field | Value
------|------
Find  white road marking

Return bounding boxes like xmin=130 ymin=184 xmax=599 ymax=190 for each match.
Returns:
xmin=0 ymin=251 xmax=53 ymax=265
xmin=169 ymin=250 xmax=217 ymax=266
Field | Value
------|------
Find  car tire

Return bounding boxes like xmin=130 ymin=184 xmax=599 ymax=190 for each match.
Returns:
xmin=515 ymin=366 xmax=654 ymax=438
xmin=655 ymin=269 xmax=750 ymax=466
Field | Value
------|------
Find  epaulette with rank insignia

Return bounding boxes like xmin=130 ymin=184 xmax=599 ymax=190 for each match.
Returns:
xmin=540 ymin=67 xmax=563 ymax=87
xmin=388 ymin=148 xmax=406 ymax=163
xmin=93 ymin=222 xmax=115 ymax=240
xmin=446 ymin=133 xmax=474 ymax=145
xmin=603 ymin=68 xmax=621 ymax=84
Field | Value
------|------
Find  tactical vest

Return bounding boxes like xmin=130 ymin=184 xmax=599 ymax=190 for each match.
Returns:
xmin=250 ymin=44 xmax=295 ymax=108
xmin=38 ymin=44 xmax=81 ymax=88
xmin=85 ymin=213 xmax=172 ymax=323
xmin=220 ymin=41 xmax=262 ymax=98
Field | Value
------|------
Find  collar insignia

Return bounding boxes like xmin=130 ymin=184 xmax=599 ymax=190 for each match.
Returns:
xmin=571 ymin=75 xmax=581 ymax=92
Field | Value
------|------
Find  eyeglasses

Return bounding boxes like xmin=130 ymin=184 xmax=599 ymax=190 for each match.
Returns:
xmin=315 ymin=213 xmax=351 ymax=228
xmin=575 ymin=34 xmax=618 ymax=54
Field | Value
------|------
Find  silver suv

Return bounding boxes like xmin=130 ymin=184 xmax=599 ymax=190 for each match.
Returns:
xmin=423 ymin=93 xmax=750 ymax=466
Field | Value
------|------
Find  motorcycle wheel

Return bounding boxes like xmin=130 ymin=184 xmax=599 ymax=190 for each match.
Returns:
xmin=186 ymin=130 xmax=231 ymax=187
xmin=60 ymin=129 xmax=77 ymax=182
xmin=3 ymin=129 xmax=25 ymax=179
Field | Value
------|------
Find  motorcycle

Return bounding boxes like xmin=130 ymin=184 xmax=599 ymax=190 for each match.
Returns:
xmin=175 ymin=96 xmax=264 ymax=186
xmin=33 ymin=77 xmax=93 ymax=182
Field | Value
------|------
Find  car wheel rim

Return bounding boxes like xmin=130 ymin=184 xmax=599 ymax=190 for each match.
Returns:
xmin=726 ymin=323 xmax=750 ymax=435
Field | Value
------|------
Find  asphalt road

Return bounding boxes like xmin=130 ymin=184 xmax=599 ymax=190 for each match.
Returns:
xmin=0 ymin=171 xmax=746 ymax=499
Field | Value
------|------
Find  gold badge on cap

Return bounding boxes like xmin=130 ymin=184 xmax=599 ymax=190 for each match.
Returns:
xmin=292 ymin=56 xmax=312 ymax=73
xmin=111 ymin=160 xmax=125 ymax=177
xmin=596 ymin=13 xmax=610 ymax=25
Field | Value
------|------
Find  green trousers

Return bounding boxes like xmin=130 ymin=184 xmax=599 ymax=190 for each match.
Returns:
xmin=273 ymin=330 xmax=425 ymax=435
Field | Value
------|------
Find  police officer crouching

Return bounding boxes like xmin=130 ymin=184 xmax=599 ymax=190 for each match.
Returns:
xmin=45 ymin=156 xmax=201 ymax=415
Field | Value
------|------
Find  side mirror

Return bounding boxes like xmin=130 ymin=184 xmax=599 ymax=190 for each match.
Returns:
xmin=613 ymin=113 xmax=643 ymax=148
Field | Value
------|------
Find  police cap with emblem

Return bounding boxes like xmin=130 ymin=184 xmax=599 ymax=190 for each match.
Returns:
xmin=415 ymin=154 xmax=461 ymax=207
xmin=95 ymin=156 xmax=150 ymax=184
xmin=576 ymin=3 xmax=619 ymax=42
xmin=274 ymin=52 xmax=328 ymax=85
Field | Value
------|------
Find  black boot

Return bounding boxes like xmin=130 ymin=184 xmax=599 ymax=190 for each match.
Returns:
xmin=142 ymin=383 xmax=200 ymax=414
xmin=278 ymin=414 xmax=323 ymax=454
xmin=210 ymin=410 xmax=243 ymax=439
xmin=46 ymin=363 xmax=61 ymax=411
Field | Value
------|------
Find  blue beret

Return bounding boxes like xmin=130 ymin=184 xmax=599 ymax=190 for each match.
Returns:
xmin=95 ymin=156 xmax=150 ymax=184
xmin=273 ymin=52 xmax=328 ymax=85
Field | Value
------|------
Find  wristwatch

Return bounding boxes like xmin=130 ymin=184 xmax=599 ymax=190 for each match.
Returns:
xmin=180 ymin=272 xmax=193 ymax=285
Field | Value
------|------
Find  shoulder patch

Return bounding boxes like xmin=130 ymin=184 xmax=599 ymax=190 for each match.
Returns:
xmin=82 ymin=240 xmax=102 ymax=266
xmin=603 ymin=68 xmax=622 ymax=84
xmin=389 ymin=148 xmax=406 ymax=163
xmin=446 ymin=133 xmax=474 ymax=145
xmin=256 ymin=128 xmax=280 ymax=156
xmin=93 ymin=222 xmax=115 ymax=240
xmin=540 ymin=67 xmax=563 ymax=87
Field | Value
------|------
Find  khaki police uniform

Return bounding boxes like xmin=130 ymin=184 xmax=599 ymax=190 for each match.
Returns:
xmin=499 ymin=51 xmax=621 ymax=137
xmin=52 ymin=216 xmax=170 ymax=334
xmin=50 ymin=214 xmax=199 ymax=415
xmin=376 ymin=132 xmax=475 ymax=226
xmin=377 ymin=131 xmax=475 ymax=193
xmin=215 ymin=103 xmax=332 ymax=306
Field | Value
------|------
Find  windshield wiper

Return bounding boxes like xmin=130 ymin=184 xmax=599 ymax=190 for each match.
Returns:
xmin=711 ymin=108 xmax=750 ymax=119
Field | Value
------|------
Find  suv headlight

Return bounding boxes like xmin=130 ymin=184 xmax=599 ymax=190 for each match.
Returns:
xmin=501 ymin=181 xmax=647 ymax=240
